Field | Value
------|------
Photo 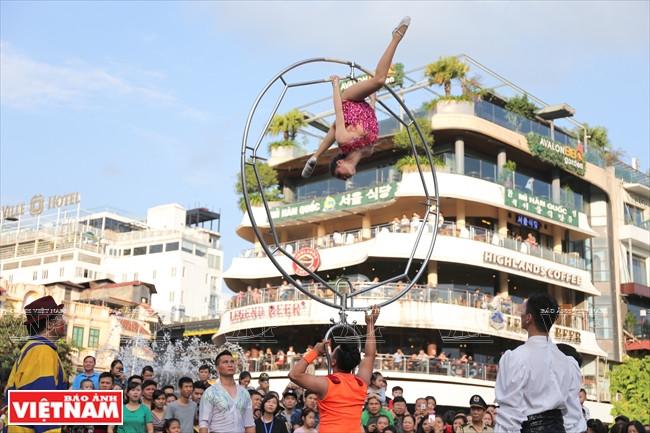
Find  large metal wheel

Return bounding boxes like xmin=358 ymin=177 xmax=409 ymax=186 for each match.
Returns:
xmin=241 ymin=57 xmax=440 ymax=315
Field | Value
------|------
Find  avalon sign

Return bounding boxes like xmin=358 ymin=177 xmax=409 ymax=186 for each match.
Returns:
xmin=270 ymin=183 xmax=396 ymax=222
xmin=527 ymin=133 xmax=586 ymax=176
xmin=505 ymin=188 xmax=578 ymax=227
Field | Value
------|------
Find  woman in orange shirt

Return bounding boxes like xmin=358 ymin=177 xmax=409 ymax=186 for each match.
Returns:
xmin=289 ymin=305 xmax=381 ymax=433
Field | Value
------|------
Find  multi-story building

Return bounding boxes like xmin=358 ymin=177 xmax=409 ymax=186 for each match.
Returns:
xmin=0 ymin=198 xmax=225 ymax=320
xmin=0 ymin=279 xmax=156 ymax=371
xmin=219 ymin=56 xmax=650 ymax=421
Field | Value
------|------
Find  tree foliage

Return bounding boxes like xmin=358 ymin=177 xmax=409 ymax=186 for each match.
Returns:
xmin=267 ymin=109 xmax=306 ymax=141
xmin=0 ymin=310 xmax=77 ymax=385
xmin=609 ymin=356 xmax=650 ymax=424
xmin=393 ymin=117 xmax=434 ymax=155
xmin=505 ymin=94 xmax=539 ymax=120
xmin=235 ymin=159 xmax=282 ymax=211
xmin=583 ymin=123 xmax=611 ymax=154
xmin=425 ymin=56 xmax=470 ymax=96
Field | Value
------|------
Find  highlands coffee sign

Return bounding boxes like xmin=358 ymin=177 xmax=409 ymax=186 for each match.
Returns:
xmin=483 ymin=251 xmax=583 ymax=286
xmin=2 ymin=192 xmax=80 ymax=220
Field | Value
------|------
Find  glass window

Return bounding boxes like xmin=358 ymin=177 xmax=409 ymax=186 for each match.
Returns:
xmin=123 ymin=248 xmax=131 ymax=256
xmin=208 ymin=254 xmax=221 ymax=270
xmin=149 ymin=244 xmax=163 ymax=254
xmin=88 ymin=328 xmax=100 ymax=348
xmin=182 ymin=241 xmax=194 ymax=254
xmin=624 ymin=203 xmax=645 ymax=228
xmin=195 ymin=245 xmax=207 ymax=257
xmin=72 ymin=326 xmax=84 ymax=347
xmin=592 ymin=238 xmax=610 ymax=282
xmin=133 ymin=246 xmax=146 ymax=256
xmin=632 ymin=254 xmax=648 ymax=286
xmin=171 ymin=267 xmax=176 ymax=277
xmin=166 ymin=242 xmax=179 ymax=252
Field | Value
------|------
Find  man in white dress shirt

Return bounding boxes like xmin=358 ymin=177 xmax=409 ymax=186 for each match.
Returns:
xmin=494 ymin=292 xmax=586 ymax=433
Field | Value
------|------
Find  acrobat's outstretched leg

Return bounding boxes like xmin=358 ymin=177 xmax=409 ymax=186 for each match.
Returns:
xmin=302 ymin=125 xmax=336 ymax=178
xmin=341 ymin=16 xmax=410 ymax=102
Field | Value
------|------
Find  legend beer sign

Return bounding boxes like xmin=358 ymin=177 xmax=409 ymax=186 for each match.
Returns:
xmin=2 ymin=191 xmax=80 ymax=220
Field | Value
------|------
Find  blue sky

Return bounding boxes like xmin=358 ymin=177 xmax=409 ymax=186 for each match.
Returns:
xmin=1 ymin=1 xmax=649 ymax=295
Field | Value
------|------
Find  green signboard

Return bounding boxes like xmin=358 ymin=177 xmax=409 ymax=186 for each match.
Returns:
xmin=339 ymin=63 xmax=404 ymax=92
xmin=527 ymin=133 xmax=586 ymax=176
xmin=270 ymin=182 xmax=397 ymax=222
xmin=504 ymin=188 xmax=579 ymax=227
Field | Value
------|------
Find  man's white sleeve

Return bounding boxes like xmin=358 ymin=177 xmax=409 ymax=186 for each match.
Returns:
xmin=562 ymin=358 xmax=587 ymax=433
xmin=494 ymin=350 xmax=529 ymax=433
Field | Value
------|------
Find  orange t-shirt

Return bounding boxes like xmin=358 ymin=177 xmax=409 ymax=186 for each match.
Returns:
xmin=318 ymin=373 xmax=368 ymax=433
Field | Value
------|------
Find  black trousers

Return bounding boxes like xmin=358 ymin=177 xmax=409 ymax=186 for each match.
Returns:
xmin=521 ymin=409 xmax=565 ymax=433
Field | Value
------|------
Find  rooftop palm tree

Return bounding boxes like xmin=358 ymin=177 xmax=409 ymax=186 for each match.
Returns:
xmin=583 ymin=123 xmax=611 ymax=155
xmin=268 ymin=109 xmax=306 ymax=141
xmin=425 ymin=56 xmax=470 ymax=96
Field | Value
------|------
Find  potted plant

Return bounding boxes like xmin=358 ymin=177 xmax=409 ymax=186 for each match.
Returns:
xmin=504 ymin=94 xmax=539 ymax=133
xmin=499 ymin=160 xmax=517 ymax=187
xmin=424 ymin=56 xmax=477 ymax=115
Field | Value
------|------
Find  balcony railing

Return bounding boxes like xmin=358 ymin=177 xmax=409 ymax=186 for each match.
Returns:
xmin=227 ymin=282 xmax=588 ymax=332
xmin=241 ymin=221 xmax=587 ymax=270
xmin=239 ymin=353 xmax=499 ymax=383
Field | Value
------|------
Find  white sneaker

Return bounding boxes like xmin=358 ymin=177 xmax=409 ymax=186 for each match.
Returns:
xmin=302 ymin=157 xmax=317 ymax=178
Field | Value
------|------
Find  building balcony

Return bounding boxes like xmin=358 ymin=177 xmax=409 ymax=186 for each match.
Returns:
xmin=227 ymin=221 xmax=596 ymax=298
xmin=621 ymin=282 xmax=650 ymax=298
xmin=618 ymin=223 xmax=650 ymax=249
xmin=219 ymin=284 xmax=604 ymax=357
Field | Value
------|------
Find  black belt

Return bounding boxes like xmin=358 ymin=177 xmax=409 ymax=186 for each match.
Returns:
xmin=521 ymin=409 xmax=565 ymax=433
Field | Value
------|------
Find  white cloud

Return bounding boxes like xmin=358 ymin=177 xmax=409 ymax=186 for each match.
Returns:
xmin=0 ymin=40 xmax=208 ymax=120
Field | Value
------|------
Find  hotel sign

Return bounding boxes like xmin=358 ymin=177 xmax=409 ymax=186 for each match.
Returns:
xmin=505 ymin=188 xmax=578 ymax=227
xmin=527 ymin=133 xmax=586 ymax=176
xmin=270 ymin=183 xmax=396 ymax=222
xmin=483 ymin=251 xmax=583 ymax=286
xmin=2 ymin=192 xmax=80 ymax=220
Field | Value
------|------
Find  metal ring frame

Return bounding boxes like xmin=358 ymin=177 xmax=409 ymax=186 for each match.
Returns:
xmin=241 ymin=58 xmax=440 ymax=341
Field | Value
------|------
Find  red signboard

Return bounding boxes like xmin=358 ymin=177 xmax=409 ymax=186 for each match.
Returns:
xmin=292 ymin=247 xmax=320 ymax=276
xmin=8 ymin=390 xmax=123 ymax=425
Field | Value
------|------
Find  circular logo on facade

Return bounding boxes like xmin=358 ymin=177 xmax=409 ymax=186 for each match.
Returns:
xmin=322 ymin=196 xmax=336 ymax=212
xmin=29 ymin=194 xmax=45 ymax=217
xmin=292 ymin=247 xmax=321 ymax=277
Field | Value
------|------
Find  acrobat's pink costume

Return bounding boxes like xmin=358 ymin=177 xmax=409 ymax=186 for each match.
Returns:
xmin=338 ymin=100 xmax=380 ymax=155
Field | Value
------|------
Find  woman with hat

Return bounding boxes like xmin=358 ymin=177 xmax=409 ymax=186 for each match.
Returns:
xmin=4 ymin=296 xmax=68 ymax=433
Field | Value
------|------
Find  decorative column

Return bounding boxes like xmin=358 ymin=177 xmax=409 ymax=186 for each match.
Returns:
xmin=551 ymin=168 xmax=561 ymax=204
xmin=362 ymin=214 xmax=372 ymax=240
xmin=428 ymin=261 xmax=438 ymax=285
xmin=455 ymin=136 xmax=465 ymax=175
